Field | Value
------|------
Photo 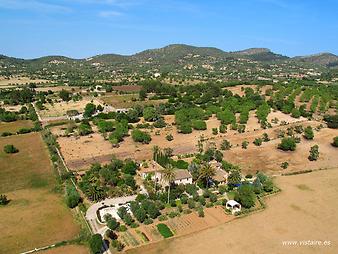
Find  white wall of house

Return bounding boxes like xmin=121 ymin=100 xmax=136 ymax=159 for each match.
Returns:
xmin=174 ymin=177 xmax=193 ymax=185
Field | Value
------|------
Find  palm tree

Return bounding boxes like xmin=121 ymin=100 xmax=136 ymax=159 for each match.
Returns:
xmin=152 ymin=145 xmax=160 ymax=193
xmin=152 ymin=145 xmax=160 ymax=161
xmin=198 ymin=163 xmax=216 ymax=188
xmin=162 ymin=164 xmax=176 ymax=204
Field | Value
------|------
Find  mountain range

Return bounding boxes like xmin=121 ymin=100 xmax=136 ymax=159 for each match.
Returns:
xmin=1 ymin=44 xmax=338 ymax=81
xmin=1 ymin=44 xmax=338 ymax=67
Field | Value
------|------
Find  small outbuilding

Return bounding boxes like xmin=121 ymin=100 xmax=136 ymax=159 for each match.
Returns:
xmin=226 ymin=200 xmax=241 ymax=214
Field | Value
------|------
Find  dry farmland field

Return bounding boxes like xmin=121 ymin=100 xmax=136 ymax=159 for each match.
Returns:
xmin=0 ymin=119 xmax=34 ymax=134
xmin=99 ymin=93 xmax=167 ymax=108
xmin=56 ymin=110 xmax=337 ymax=174
xmin=0 ymin=76 xmax=50 ymax=88
xmin=0 ymin=133 xmax=82 ymax=254
xmin=127 ymin=168 xmax=338 ymax=254
xmin=37 ymin=98 xmax=102 ymax=118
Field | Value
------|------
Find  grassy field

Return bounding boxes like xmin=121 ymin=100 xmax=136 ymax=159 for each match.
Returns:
xmin=127 ymin=169 xmax=338 ymax=254
xmin=0 ymin=120 xmax=34 ymax=134
xmin=0 ymin=133 xmax=82 ymax=254
xmin=0 ymin=133 xmax=53 ymax=192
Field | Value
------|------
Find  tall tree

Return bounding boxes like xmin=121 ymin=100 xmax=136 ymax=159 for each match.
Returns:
xmin=162 ymin=164 xmax=176 ymax=204
xmin=198 ymin=163 xmax=216 ymax=188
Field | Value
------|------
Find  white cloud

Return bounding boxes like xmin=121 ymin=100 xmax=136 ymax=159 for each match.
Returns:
xmin=98 ymin=10 xmax=123 ymax=17
xmin=0 ymin=0 xmax=71 ymax=13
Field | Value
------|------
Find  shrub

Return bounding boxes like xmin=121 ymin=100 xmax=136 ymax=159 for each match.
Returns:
xmin=332 ymin=136 xmax=338 ymax=147
xmin=262 ymin=133 xmax=270 ymax=142
xmin=134 ymin=208 xmax=147 ymax=223
xmin=219 ymin=124 xmax=227 ymax=133
xmin=157 ymin=223 xmax=174 ymax=238
xmin=107 ymin=217 xmax=120 ymax=230
xmin=78 ymin=122 xmax=93 ymax=136
xmin=218 ymin=185 xmax=227 ymax=194
xmin=304 ymin=126 xmax=314 ymax=140
xmin=192 ymin=120 xmax=207 ymax=130
xmin=212 ymin=128 xmax=218 ymax=135
xmin=209 ymin=193 xmax=217 ymax=202
xmin=3 ymin=144 xmax=19 ymax=154
xmin=198 ymin=196 xmax=206 ymax=206
xmin=0 ymin=194 xmax=9 ymax=205
xmin=153 ymin=118 xmax=166 ymax=128
xmin=324 ymin=115 xmax=338 ymax=129
xmin=158 ymin=215 xmax=168 ymax=221
xmin=281 ymin=161 xmax=289 ymax=169
xmin=65 ymin=184 xmax=81 ymax=208
xmin=170 ymin=199 xmax=177 ymax=207
xmin=168 ymin=211 xmax=179 ymax=218
xmin=214 ymin=150 xmax=223 ymax=162
xmin=241 ymin=140 xmax=249 ymax=149
xmin=197 ymin=207 xmax=204 ymax=217
xmin=278 ymin=137 xmax=296 ymax=151
xmin=220 ymin=139 xmax=231 ymax=150
xmin=187 ymin=198 xmax=195 ymax=209
xmin=179 ymin=123 xmax=192 ymax=134
xmin=291 ymin=108 xmax=301 ymax=118
xmin=308 ymin=145 xmax=319 ymax=161
xmin=122 ymin=213 xmax=134 ymax=226
xmin=130 ymin=222 xmax=139 ymax=228
xmin=144 ymin=218 xmax=153 ymax=225
xmin=174 ymin=159 xmax=189 ymax=169
xmin=263 ymin=178 xmax=274 ymax=192
xmin=131 ymin=129 xmax=152 ymax=144
xmin=117 ymin=225 xmax=127 ymax=232
xmin=89 ymin=234 xmax=104 ymax=254
xmin=166 ymin=134 xmax=174 ymax=141
xmin=180 ymin=194 xmax=188 ymax=204
xmin=235 ymin=184 xmax=255 ymax=208
xmin=253 ymin=138 xmax=262 ymax=146
xmin=253 ymin=177 xmax=262 ymax=194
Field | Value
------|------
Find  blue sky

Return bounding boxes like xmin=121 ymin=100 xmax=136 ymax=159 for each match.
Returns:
xmin=0 ymin=0 xmax=337 ymax=59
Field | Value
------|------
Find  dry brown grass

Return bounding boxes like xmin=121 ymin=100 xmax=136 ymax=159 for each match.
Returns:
xmin=0 ymin=77 xmax=49 ymax=87
xmin=0 ymin=120 xmax=34 ymax=133
xmin=127 ymin=169 xmax=338 ymax=254
xmin=0 ymin=189 xmax=81 ymax=254
xmin=38 ymin=98 xmax=101 ymax=118
xmin=0 ymin=133 xmax=81 ymax=254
